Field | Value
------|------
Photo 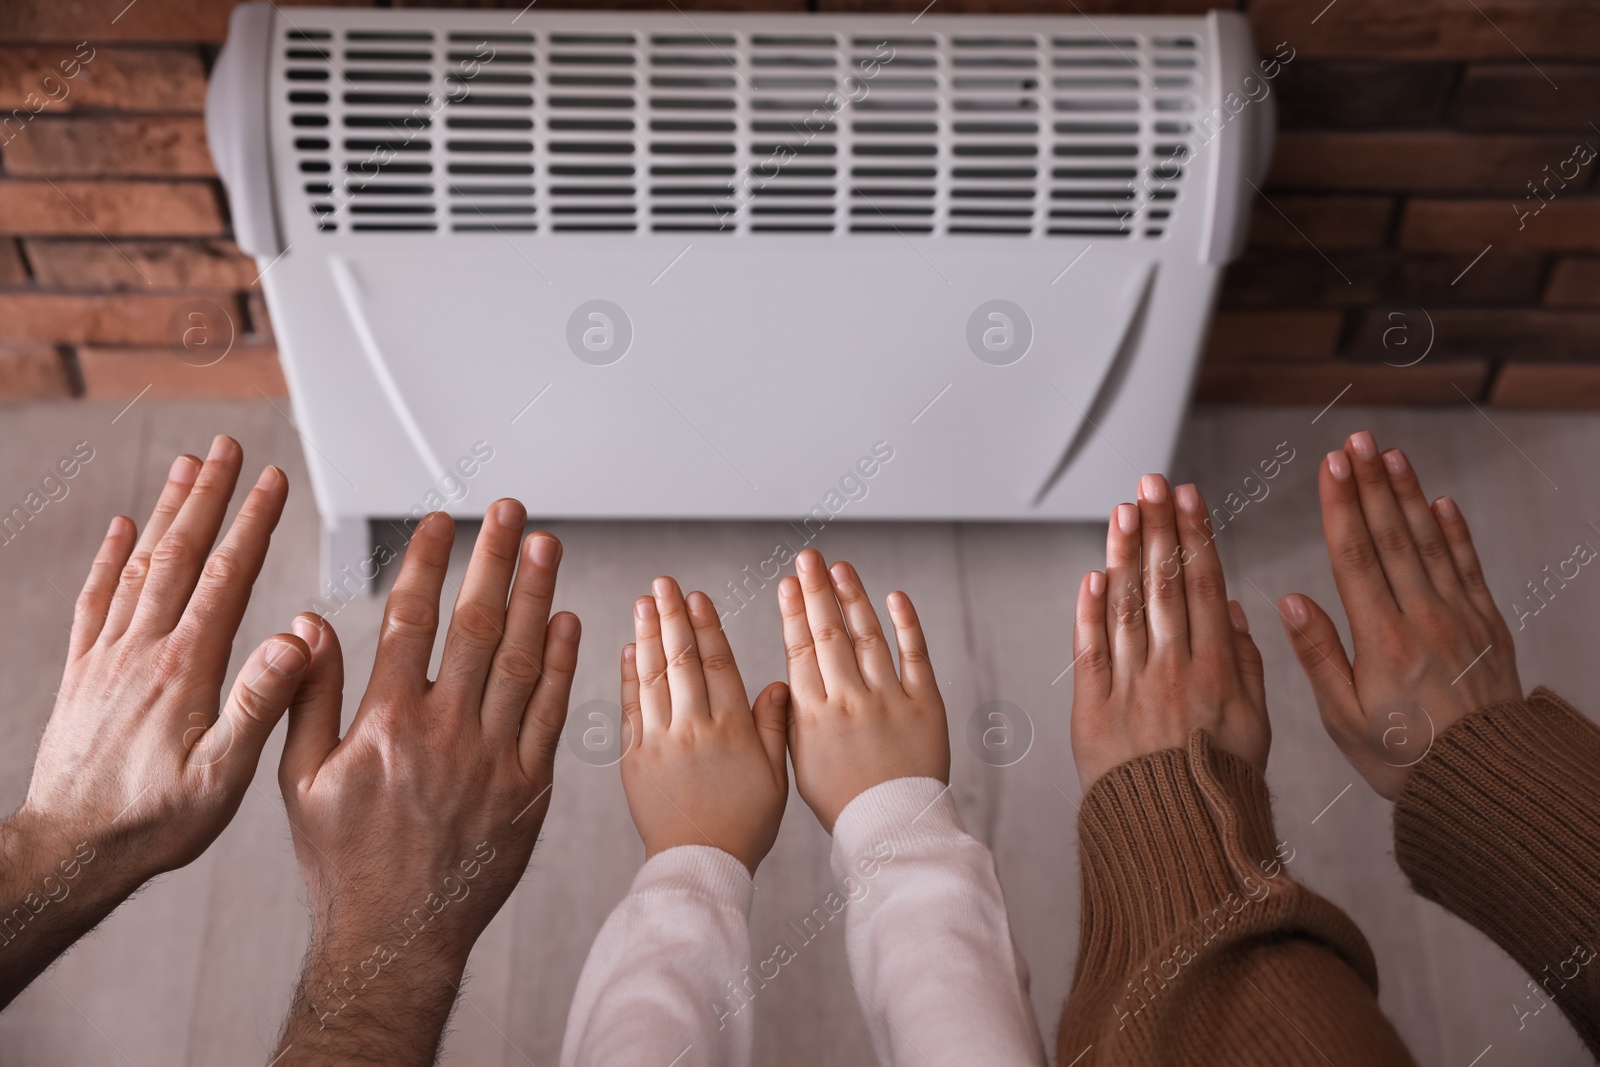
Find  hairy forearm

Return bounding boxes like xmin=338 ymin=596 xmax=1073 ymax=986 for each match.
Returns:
xmin=0 ymin=811 xmax=133 ymax=1008
xmin=272 ymin=920 xmax=469 ymax=1067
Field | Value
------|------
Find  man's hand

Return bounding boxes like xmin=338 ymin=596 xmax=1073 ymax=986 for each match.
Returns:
xmin=780 ymin=549 xmax=950 ymax=834
xmin=0 ymin=437 xmax=306 ymax=1007
xmin=1278 ymin=431 xmax=1521 ymax=800
xmin=619 ymin=578 xmax=789 ymax=875
xmin=1071 ymin=475 xmax=1270 ymax=791
xmin=272 ymin=502 xmax=580 ymax=1066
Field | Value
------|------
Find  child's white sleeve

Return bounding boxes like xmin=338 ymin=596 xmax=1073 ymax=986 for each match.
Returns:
xmin=829 ymin=777 xmax=1047 ymax=1067
xmin=561 ymin=845 xmax=755 ymax=1067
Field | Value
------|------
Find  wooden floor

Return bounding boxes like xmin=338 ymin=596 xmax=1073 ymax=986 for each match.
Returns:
xmin=0 ymin=399 xmax=1593 ymax=1067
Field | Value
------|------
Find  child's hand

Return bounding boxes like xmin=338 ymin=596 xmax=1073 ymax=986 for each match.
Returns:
xmin=780 ymin=550 xmax=950 ymax=834
xmin=1071 ymin=475 xmax=1271 ymax=791
xmin=1278 ymin=431 xmax=1522 ymax=800
xmin=620 ymin=578 xmax=790 ymax=875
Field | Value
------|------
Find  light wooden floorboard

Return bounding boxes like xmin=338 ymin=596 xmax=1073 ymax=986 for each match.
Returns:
xmin=0 ymin=399 xmax=1593 ymax=1066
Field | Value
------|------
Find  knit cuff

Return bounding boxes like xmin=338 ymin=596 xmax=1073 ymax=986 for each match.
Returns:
xmin=633 ymin=845 xmax=756 ymax=918
xmin=1394 ymin=687 xmax=1600 ymax=1017
xmin=831 ymin=777 xmax=965 ymax=887
xmin=1075 ymin=732 xmax=1290 ymax=971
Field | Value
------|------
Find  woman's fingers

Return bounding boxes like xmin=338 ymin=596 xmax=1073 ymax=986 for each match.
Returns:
xmin=1433 ymin=496 xmax=1505 ymax=624
xmin=1319 ymin=449 xmax=1400 ymax=622
xmin=1228 ymin=600 xmax=1266 ymax=714
xmin=1174 ymin=483 xmax=1235 ymax=662
xmin=70 ymin=515 xmax=136 ymax=660
xmin=1380 ymin=449 xmax=1464 ymax=605
xmin=1105 ymin=502 xmax=1147 ymax=675
xmin=1137 ymin=475 xmax=1188 ymax=654
xmin=1072 ymin=570 xmax=1111 ymax=704
xmin=1277 ymin=593 xmax=1362 ymax=736
xmin=101 ymin=453 xmax=200 ymax=642
xmin=1344 ymin=431 xmax=1434 ymax=609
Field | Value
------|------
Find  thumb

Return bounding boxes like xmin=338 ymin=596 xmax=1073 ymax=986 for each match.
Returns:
xmin=1277 ymin=593 xmax=1361 ymax=734
xmin=196 ymin=630 xmax=310 ymax=779
xmin=278 ymin=612 xmax=346 ymax=794
xmin=753 ymin=681 xmax=790 ymax=778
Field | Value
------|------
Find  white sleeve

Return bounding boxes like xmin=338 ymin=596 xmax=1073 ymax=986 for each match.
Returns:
xmin=830 ymin=777 xmax=1047 ymax=1067
xmin=561 ymin=845 xmax=755 ymax=1067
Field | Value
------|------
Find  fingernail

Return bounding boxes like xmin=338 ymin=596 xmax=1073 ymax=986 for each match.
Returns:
xmin=686 ymin=589 xmax=710 ymax=613
xmin=169 ymin=455 xmax=199 ymax=486
xmin=255 ymin=466 xmax=280 ymax=491
xmin=291 ymin=614 xmax=322 ymax=650
xmin=635 ymin=596 xmax=657 ymax=620
xmin=1434 ymin=496 xmax=1460 ymax=522
xmin=1348 ymin=431 xmax=1377 ymax=460
xmin=1174 ymin=483 xmax=1200 ymax=513
xmin=829 ymin=562 xmax=853 ymax=587
xmin=1115 ymin=503 xmax=1139 ymax=534
xmin=772 ymin=685 xmax=790 ymax=710
xmin=1088 ymin=571 xmax=1106 ymax=596
xmin=1138 ymin=474 xmax=1167 ymax=503
xmin=1281 ymin=594 xmax=1309 ymax=627
xmin=623 ymin=643 xmax=636 ymax=662
xmin=265 ymin=640 xmax=307 ymax=677
xmin=492 ymin=499 xmax=523 ymax=530
xmin=1382 ymin=449 xmax=1409 ymax=478
xmin=779 ymin=576 xmax=798 ymax=600
xmin=551 ymin=612 xmax=579 ymax=639
xmin=207 ymin=435 xmax=232 ymax=462
xmin=1227 ymin=600 xmax=1249 ymax=634
xmin=652 ymin=576 xmax=673 ymax=599
xmin=528 ymin=533 xmax=559 ymax=567
xmin=796 ymin=550 xmax=820 ymax=574
xmin=1326 ymin=451 xmax=1351 ymax=480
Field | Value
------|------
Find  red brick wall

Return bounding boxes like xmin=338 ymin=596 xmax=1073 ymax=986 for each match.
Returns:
xmin=1 ymin=0 xmax=1595 ymax=407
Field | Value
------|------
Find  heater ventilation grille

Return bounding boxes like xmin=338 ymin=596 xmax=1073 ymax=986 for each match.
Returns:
xmin=280 ymin=25 xmax=1200 ymax=237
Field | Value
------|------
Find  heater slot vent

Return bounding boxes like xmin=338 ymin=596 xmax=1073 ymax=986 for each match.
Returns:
xmin=279 ymin=21 xmax=1202 ymax=237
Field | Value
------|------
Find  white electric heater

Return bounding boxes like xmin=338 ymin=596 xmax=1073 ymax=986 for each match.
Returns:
xmin=207 ymin=5 xmax=1274 ymax=587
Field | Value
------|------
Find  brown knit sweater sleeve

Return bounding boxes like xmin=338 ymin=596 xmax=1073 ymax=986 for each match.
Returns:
xmin=1057 ymin=730 xmax=1416 ymax=1066
xmin=1394 ymin=686 xmax=1600 ymax=1055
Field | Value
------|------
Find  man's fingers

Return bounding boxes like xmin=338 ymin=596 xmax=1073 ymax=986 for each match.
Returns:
xmin=829 ymin=561 xmax=898 ymax=691
xmin=197 ymin=630 xmax=309 ymax=781
xmin=367 ymin=513 xmax=455 ymax=698
xmin=685 ymin=590 xmax=748 ymax=721
xmin=1137 ymin=475 xmax=1187 ymax=653
xmin=129 ymin=435 xmax=245 ymax=637
xmin=519 ymin=610 xmax=580 ymax=777
xmin=437 ymin=499 xmax=524 ymax=712
xmin=1277 ymin=593 xmax=1362 ymax=734
xmin=1105 ymin=502 xmax=1147 ymax=675
xmin=778 ymin=576 xmax=826 ymax=705
xmin=1072 ymin=570 xmax=1111 ymax=704
xmin=166 ymin=464 xmax=290 ymax=668
xmin=278 ymin=613 xmax=346 ymax=792
xmin=483 ymin=531 xmax=562 ymax=739
xmin=752 ymin=681 xmax=791 ymax=780
xmin=101 ymin=453 xmax=200 ymax=642
xmin=71 ymin=515 xmax=136 ymax=660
